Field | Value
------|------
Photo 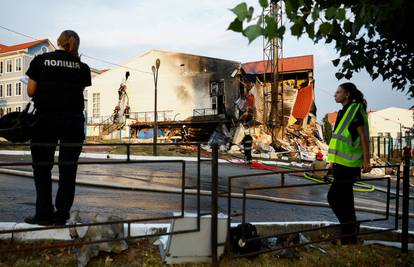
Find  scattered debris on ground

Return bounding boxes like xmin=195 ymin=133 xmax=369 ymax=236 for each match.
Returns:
xmin=1 ymin=238 xmax=413 ymax=267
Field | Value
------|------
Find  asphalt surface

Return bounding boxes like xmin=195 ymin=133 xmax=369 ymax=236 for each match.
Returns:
xmin=0 ymin=154 xmax=412 ymax=229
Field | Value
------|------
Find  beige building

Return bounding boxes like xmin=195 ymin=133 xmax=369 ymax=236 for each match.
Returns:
xmin=86 ymin=50 xmax=240 ymax=138
xmin=0 ymin=39 xmax=55 ymax=115
xmin=368 ymin=107 xmax=414 ymax=138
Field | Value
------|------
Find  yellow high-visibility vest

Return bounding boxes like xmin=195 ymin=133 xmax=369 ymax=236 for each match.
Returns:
xmin=327 ymin=103 xmax=369 ymax=167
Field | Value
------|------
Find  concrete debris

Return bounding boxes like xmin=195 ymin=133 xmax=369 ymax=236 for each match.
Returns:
xmin=200 ymin=120 xmax=327 ymax=162
xmin=74 ymin=214 xmax=128 ymax=267
xmin=245 ymin=123 xmax=327 ymax=161
xmin=268 ymin=233 xmax=326 ymax=259
xmin=369 ymin=156 xmax=387 ymax=176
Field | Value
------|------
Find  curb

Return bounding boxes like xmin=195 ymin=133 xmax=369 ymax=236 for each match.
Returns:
xmin=1 ymin=221 xmax=413 ymax=242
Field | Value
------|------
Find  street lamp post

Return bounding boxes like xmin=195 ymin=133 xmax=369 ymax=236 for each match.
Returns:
xmin=152 ymin=59 xmax=161 ymax=156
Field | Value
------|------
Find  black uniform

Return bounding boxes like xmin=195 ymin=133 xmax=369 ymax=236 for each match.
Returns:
xmin=26 ymin=50 xmax=91 ymax=224
xmin=242 ymin=134 xmax=253 ymax=163
xmin=327 ymin=102 xmax=365 ymax=244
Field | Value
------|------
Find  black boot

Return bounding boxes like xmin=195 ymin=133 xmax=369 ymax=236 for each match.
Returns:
xmin=24 ymin=216 xmax=53 ymax=226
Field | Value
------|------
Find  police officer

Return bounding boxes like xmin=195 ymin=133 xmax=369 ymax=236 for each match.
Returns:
xmin=241 ymin=129 xmax=253 ymax=164
xmin=24 ymin=30 xmax=91 ymax=225
xmin=327 ymin=82 xmax=371 ymax=244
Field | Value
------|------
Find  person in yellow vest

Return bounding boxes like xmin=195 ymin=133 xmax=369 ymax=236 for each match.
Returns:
xmin=327 ymin=82 xmax=371 ymax=245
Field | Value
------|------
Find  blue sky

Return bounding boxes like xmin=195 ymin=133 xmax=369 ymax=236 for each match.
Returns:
xmin=1 ymin=0 xmax=411 ymax=119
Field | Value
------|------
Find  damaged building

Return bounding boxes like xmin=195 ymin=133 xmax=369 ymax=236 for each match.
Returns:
xmin=86 ymin=50 xmax=240 ymax=141
xmin=86 ymin=51 xmax=326 ymax=160
xmin=232 ymin=55 xmax=327 ymax=160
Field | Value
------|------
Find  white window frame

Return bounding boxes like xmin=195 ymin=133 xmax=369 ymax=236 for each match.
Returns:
xmin=6 ymin=107 xmax=12 ymax=114
xmin=0 ymin=84 xmax=3 ymax=98
xmin=0 ymin=61 xmax=3 ymax=74
xmin=15 ymin=58 xmax=22 ymax=72
xmin=92 ymin=93 xmax=100 ymax=118
xmin=15 ymin=82 xmax=22 ymax=96
xmin=6 ymin=83 xmax=12 ymax=97
xmin=5 ymin=59 xmax=12 ymax=73
xmin=16 ymin=106 xmax=21 ymax=112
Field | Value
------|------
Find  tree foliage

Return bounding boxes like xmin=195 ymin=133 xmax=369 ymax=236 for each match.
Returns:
xmin=228 ymin=0 xmax=414 ymax=97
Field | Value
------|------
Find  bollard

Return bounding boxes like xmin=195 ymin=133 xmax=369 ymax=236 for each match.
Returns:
xmin=281 ymin=173 xmax=285 ymax=186
xmin=401 ymin=156 xmax=411 ymax=253
xmin=211 ymin=144 xmax=219 ymax=267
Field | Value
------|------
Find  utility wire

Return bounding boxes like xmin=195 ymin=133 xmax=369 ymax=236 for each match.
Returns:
xmin=0 ymin=25 xmax=152 ymax=75
xmin=0 ymin=25 xmax=37 ymax=40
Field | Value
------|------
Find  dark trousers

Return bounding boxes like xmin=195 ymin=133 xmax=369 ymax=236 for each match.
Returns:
xmin=30 ymin=112 xmax=84 ymax=220
xmin=244 ymin=149 xmax=252 ymax=162
xmin=327 ymin=164 xmax=360 ymax=244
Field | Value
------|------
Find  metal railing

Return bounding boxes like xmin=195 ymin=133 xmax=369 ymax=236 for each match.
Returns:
xmin=0 ymin=142 xmax=411 ymax=266
xmin=0 ymin=142 xmax=206 ymax=255
xmin=370 ymin=135 xmax=413 ymax=160
xmin=86 ymin=116 xmax=112 ymax=124
xmin=128 ymin=110 xmax=174 ymax=122
xmin=193 ymin=108 xmax=218 ymax=117
xmin=215 ymin=155 xmax=412 ymax=260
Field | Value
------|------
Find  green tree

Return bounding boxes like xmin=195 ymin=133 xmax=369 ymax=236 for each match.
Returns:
xmin=322 ymin=114 xmax=332 ymax=143
xmin=228 ymin=0 xmax=414 ymax=97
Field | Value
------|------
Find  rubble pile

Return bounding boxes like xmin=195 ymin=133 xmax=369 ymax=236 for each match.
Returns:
xmin=228 ymin=122 xmax=328 ymax=161
xmin=281 ymin=123 xmax=328 ymax=161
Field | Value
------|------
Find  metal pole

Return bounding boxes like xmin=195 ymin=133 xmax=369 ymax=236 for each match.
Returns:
xmin=395 ymin=167 xmax=401 ymax=229
xmin=371 ymin=137 xmax=374 ymax=158
xmin=401 ymin=153 xmax=411 ymax=253
xmin=197 ymin=144 xmax=201 ymax=230
xmin=388 ymin=138 xmax=391 ymax=162
xmin=211 ymin=144 xmax=219 ymax=267
xmin=152 ymin=59 xmax=160 ymax=156
xmin=400 ymin=123 xmax=403 ymax=159
xmin=377 ymin=136 xmax=380 ymax=158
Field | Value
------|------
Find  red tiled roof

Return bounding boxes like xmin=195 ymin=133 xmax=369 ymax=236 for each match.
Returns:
xmin=327 ymin=112 xmax=338 ymax=126
xmin=292 ymin=84 xmax=314 ymax=119
xmin=242 ymin=55 xmax=313 ymax=74
xmin=0 ymin=39 xmax=49 ymax=54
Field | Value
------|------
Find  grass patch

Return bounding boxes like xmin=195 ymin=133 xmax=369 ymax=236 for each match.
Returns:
xmin=1 ymin=239 xmax=413 ymax=267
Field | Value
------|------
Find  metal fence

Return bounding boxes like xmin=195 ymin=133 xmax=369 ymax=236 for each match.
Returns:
xmin=193 ymin=108 xmax=218 ymax=117
xmin=128 ymin=110 xmax=174 ymax=122
xmin=370 ymin=135 xmax=413 ymax=160
xmin=0 ymin=143 xmax=411 ymax=266
xmin=215 ymin=154 xmax=412 ymax=262
xmin=0 ymin=142 xmax=206 ymax=254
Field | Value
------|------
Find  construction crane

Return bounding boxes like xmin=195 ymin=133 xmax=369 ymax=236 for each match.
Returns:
xmin=262 ymin=0 xmax=284 ymax=141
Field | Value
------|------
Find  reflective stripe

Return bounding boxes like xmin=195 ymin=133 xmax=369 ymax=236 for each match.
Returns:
xmin=328 ymin=148 xmax=362 ymax=161
xmin=331 ymin=133 xmax=353 ymax=146
xmin=335 ymin=104 xmax=360 ymax=135
xmin=331 ymin=133 xmax=361 ymax=147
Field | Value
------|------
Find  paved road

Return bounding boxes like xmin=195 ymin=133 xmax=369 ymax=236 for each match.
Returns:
xmin=0 ymin=154 xmax=412 ymax=229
